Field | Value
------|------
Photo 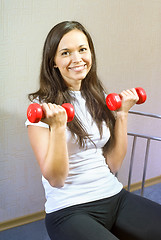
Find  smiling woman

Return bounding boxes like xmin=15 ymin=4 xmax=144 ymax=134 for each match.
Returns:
xmin=54 ymin=29 xmax=92 ymax=91
xmin=26 ymin=21 xmax=161 ymax=240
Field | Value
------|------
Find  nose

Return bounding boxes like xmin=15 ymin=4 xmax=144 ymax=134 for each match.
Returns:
xmin=71 ymin=51 xmax=82 ymax=63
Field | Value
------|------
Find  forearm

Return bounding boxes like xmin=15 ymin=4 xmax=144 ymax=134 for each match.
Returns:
xmin=106 ymin=112 xmax=128 ymax=173
xmin=44 ymin=125 xmax=69 ymax=187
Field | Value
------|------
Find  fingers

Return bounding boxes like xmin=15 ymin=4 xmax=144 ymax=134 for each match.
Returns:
xmin=118 ymin=88 xmax=140 ymax=113
xmin=41 ymin=103 xmax=67 ymax=126
xmin=120 ymin=88 xmax=139 ymax=103
xmin=42 ymin=103 xmax=63 ymax=116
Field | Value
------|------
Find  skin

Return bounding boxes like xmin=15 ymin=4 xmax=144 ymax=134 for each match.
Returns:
xmin=28 ymin=29 xmax=139 ymax=188
xmin=54 ymin=29 xmax=92 ymax=91
xmin=105 ymin=89 xmax=139 ymax=173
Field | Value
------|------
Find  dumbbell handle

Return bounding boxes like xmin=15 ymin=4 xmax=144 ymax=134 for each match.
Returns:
xmin=106 ymin=87 xmax=147 ymax=111
xmin=27 ymin=103 xmax=75 ymax=123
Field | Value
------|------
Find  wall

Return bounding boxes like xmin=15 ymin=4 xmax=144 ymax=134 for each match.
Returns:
xmin=0 ymin=0 xmax=161 ymax=223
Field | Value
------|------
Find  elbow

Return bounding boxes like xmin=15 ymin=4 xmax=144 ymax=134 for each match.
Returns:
xmin=110 ymin=165 xmax=121 ymax=175
xmin=108 ymin=163 xmax=121 ymax=175
xmin=42 ymin=164 xmax=69 ymax=188
xmin=44 ymin=173 xmax=68 ymax=188
xmin=49 ymin=179 xmax=65 ymax=188
xmin=106 ymin=155 xmax=125 ymax=174
xmin=42 ymin=165 xmax=69 ymax=188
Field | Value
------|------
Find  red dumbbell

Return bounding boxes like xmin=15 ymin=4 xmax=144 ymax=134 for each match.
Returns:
xmin=106 ymin=87 xmax=147 ymax=111
xmin=27 ymin=103 xmax=75 ymax=123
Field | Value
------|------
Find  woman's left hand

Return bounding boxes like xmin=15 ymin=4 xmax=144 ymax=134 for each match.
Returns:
xmin=118 ymin=88 xmax=139 ymax=113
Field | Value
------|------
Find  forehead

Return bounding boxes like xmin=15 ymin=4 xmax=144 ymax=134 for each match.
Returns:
xmin=57 ymin=29 xmax=89 ymax=50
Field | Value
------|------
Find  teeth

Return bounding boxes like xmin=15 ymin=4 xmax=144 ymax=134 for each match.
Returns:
xmin=69 ymin=65 xmax=86 ymax=71
xmin=74 ymin=66 xmax=84 ymax=70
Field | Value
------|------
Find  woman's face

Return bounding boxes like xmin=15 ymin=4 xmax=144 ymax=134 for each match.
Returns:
xmin=54 ymin=29 xmax=92 ymax=91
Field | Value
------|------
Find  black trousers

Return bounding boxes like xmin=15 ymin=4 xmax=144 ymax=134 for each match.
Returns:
xmin=45 ymin=189 xmax=161 ymax=240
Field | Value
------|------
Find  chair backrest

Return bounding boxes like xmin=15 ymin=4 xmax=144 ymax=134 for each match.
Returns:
xmin=127 ymin=110 xmax=161 ymax=196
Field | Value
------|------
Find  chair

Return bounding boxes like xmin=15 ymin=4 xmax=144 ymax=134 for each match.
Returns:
xmin=126 ymin=110 xmax=161 ymax=196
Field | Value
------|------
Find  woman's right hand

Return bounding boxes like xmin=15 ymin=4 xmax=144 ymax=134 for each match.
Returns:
xmin=41 ymin=103 xmax=68 ymax=128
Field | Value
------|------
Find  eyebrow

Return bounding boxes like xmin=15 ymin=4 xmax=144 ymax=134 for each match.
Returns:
xmin=59 ymin=44 xmax=88 ymax=52
xmin=59 ymin=48 xmax=69 ymax=52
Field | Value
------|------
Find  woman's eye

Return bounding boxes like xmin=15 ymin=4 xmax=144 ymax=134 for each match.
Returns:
xmin=80 ymin=48 xmax=87 ymax=52
xmin=61 ymin=51 xmax=70 ymax=56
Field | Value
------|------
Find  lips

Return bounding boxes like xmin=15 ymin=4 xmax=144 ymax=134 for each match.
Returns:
xmin=68 ymin=64 xmax=87 ymax=72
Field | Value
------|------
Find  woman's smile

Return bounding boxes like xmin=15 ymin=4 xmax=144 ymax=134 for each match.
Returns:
xmin=68 ymin=64 xmax=87 ymax=72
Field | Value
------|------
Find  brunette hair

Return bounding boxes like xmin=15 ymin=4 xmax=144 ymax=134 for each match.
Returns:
xmin=28 ymin=21 xmax=116 ymax=147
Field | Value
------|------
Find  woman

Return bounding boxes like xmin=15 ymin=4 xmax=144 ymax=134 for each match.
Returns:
xmin=26 ymin=21 xmax=161 ymax=240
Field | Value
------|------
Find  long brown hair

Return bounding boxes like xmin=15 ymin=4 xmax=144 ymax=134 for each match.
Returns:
xmin=28 ymin=21 xmax=116 ymax=147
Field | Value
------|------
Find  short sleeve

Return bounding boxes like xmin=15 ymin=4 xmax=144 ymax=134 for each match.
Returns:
xmin=25 ymin=119 xmax=49 ymax=128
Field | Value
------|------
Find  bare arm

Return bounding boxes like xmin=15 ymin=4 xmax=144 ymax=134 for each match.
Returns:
xmin=105 ymin=88 xmax=139 ymax=173
xmin=28 ymin=103 xmax=69 ymax=188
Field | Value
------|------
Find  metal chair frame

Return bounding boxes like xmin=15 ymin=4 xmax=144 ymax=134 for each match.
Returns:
xmin=127 ymin=110 xmax=161 ymax=196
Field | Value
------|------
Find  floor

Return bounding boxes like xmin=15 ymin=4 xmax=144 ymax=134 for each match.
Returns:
xmin=0 ymin=183 xmax=161 ymax=240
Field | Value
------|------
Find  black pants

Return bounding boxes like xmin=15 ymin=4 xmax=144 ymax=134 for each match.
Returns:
xmin=45 ymin=189 xmax=161 ymax=240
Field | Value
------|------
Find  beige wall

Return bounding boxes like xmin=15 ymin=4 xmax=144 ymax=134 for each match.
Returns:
xmin=0 ymin=0 xmax=161 ymax=222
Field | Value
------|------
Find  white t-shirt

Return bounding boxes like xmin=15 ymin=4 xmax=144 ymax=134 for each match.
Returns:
xmin=25 ymin=91 xmax=123 ymax=213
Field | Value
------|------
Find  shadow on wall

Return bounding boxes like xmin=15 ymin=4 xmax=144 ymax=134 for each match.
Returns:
xmin=0 ymin=110 xmax=45 ymax=223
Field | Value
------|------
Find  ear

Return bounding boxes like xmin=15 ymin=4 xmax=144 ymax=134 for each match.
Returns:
xmin=53 ymin=61 xmax=57 ymax=68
